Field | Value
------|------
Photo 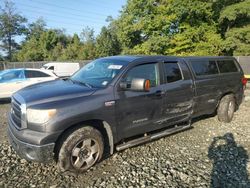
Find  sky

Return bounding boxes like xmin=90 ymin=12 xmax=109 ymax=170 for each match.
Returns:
xmin=0 ymin=0 xmax=127 ymax=36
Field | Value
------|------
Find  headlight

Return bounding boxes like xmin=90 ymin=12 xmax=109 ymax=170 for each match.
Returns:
xmin=27 ymin=109 xmax=57 ymax=124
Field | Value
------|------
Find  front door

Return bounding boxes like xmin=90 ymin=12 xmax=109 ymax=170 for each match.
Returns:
xmin=115 ymin=62 xmax=165 ymax=139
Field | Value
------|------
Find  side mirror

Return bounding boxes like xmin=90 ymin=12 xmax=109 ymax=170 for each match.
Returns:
xmin=120 ymin=78 xmax=150 ymax=92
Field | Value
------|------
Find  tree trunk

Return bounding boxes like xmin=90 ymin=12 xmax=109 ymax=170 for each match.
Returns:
xmin=8 ymin=35 xmax=12 ymax=62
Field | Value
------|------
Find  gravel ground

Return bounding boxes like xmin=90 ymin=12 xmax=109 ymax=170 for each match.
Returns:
xmin=0 ymin=88 xmax=250 ymax=187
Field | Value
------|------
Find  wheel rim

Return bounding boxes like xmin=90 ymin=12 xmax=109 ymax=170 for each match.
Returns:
xmin=71 ymin=138 xmax=100 ymax=170
xmin=228 ymin=101 xmax=235 ymax=119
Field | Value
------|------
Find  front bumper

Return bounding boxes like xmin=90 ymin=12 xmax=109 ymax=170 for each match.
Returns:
xmin=7 ymin=126 xmax=55 ymax=163
xmin=7 ymin=110 xmax=57 ymax=163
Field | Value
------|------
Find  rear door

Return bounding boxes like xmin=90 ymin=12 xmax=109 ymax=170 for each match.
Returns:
xmin=159 ymin=58 xmax=194 ymax=126
xmin=115 ymin=61 xmax=165 ymax=139
xmin=188 ymin=59 xmax=221 ymax=116
xmin=216 ymin=59 xmax=244 ymax=106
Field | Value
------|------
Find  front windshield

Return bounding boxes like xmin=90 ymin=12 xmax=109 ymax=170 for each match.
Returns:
xmin=71 ymin=59 xmax=127 ymax=88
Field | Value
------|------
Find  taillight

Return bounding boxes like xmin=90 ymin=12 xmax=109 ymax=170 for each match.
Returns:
xmin=242 ymin=76 xmax=248 ymax=87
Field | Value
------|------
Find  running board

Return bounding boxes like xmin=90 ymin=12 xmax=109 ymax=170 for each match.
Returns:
xmin=116 ymin=124 xmax=192 ymax=151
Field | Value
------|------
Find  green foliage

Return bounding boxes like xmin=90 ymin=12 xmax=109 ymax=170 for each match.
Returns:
xmin=26 ymin=18 xmax=47 ymax=40
xmin=219 ymin=0 xmax=250 ymax=30
xmin=224 ymin=25 xmax=250 ymax=55
xmin=10 ymin=0 xmax=250 ymax=61
xmin=110 ymin=0 xmax=250 ymax=56
xmin=0 ymin=53 xmax=4 ymax=61
xmin=0 ymin=0 xmax=27 ymax=61
xmin=218 ymin=0 xmax=250 ymax=55
xmin=96 ymin=26 xmax=121 ymax=57
xmin=17 ymin=29 xmax=70 ymax=61
xmin=61 ymin=34 xmax=82 ymax=60
xmin=16 ymin=25 xmax=98 ymax=61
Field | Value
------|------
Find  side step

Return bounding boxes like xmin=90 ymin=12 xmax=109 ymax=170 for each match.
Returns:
xmin=116 ymin=124 xmax=192 ymax=151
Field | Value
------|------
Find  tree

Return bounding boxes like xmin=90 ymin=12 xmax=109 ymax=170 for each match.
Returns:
xmin=17 ymin=29 xmax=70 ymax=61
xmin=96 ymin=26 xmax=121 ymax=57
xmin=80 ymin=27 xmax=96 ymax=59
xmin=0 ymin=0 xmax=27 ymax=61
xmin=0 ymin=53 xmax=3 ymax=61
xmin=218 ymin=0 xmax=250 ymax=55
xmin=61 ymin=34 xmax=83 ymax=60
xmin=111 ymin=0 xmax=250 ymax=56
xmin=165 ymin=0 xmax=224 ymax=55
xmin=113 ymin=0 xmax=224 ymax=55
xmin=26 ymin=18 xmax=47 ymax=40
xmin=16 ymin=36 xmax=44 ymax=61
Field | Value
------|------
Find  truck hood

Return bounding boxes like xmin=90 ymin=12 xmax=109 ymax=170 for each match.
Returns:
xmin=14 ymin=79 xmax=96 ymax=105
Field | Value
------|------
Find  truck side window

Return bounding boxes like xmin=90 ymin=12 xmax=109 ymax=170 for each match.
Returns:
xmin=191 ymin=60 xmax=218 ymax=76
xmin=217 ymin=60 xmax=238 ymax=73
xmin=123 ymin=63 xmax=159 ymax=87
xmin=164 ymin=62 xmax=182 ymax=83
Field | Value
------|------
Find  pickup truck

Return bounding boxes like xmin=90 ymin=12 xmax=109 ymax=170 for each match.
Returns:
xmin=7 ymin=56 xmax=247 ymax=173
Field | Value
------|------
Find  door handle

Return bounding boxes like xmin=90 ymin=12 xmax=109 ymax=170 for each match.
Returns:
xmin=155 ymin=90 xmax=165 ymax=97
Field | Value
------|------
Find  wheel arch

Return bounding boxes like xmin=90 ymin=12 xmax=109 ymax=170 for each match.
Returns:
xmin=54 ymin=119 xmax=115 ymax=161
xmin=216 ymin=91 xmax=236 ymax=109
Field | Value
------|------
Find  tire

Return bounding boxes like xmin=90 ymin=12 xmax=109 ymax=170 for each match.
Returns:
xmin=57 ymin=126 xmax=104 ymax=173
xmin=217 ymin=94 xmax=236 ymax=123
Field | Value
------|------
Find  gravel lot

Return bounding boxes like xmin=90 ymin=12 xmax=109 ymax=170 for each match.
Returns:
xmin=0 ymin=88 xmax=250 ymax=187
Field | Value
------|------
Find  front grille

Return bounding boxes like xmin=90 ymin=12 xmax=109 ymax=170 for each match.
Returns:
xmin=11 ymin=98 xmax=22 ymax=128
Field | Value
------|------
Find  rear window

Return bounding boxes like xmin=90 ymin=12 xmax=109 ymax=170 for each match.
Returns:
xmin=48 ymin=66 xmax=54 ymax=71
xmin=191 ymin=60 xmax=219 ymax=76
xmin=217 ymin=60 xmax=238 ymax=73
xmin=25 ymin=70 xmax=51 ymax=78
xmin=164 ymin=62 xmax=182 ymax=83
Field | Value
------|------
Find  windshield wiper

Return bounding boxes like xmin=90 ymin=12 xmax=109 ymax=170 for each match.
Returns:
xmin=69 ymin=78 xmax=93 ymax=88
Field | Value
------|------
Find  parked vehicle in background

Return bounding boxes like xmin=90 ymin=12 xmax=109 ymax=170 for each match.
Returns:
xmin=0 ymin=68 xmax=57 ymax=99
xmin=7 ymin=56 xmax=246 ymax=173
xmin=41 ymin=62 xmax=80 ymax=77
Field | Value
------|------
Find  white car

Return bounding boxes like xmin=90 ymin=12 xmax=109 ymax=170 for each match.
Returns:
xmin=0 ymin=68 xmax=58 ymax=99
xmin=41 ymin=62 xmax=80 ymax=77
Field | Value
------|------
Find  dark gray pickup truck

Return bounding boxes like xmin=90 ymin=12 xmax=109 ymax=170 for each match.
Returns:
xmin=7 ymin=56 xmax=247 ymax=173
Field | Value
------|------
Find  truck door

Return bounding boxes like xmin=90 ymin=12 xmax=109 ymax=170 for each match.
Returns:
xmin=115 ymin=62 xmax=165 ymax=139
xmin=159 ymin=59 xmax=194 ymax=126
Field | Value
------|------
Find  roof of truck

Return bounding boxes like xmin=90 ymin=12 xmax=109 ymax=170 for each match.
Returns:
xmin=182 ymin=56 xmax=236 ymax=60
xmin=101 ymin=55 xmax=236 ymax=64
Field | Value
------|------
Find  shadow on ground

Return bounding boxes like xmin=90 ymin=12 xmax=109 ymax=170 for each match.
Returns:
xmin=208 ymin=133 xmax=250 ymax=187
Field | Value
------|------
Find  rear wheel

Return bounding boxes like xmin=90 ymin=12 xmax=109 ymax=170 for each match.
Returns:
xmin=217 ymin=94 xmax=236 ymax=123
xmin=57 ymin=126 xmax=104 ymax=173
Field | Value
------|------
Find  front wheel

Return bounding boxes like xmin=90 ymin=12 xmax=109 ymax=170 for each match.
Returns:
xmin=217 ymin=94 xmax=236 ymax=123
xmin=57 ymin=126 xmax=104 ymax=173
